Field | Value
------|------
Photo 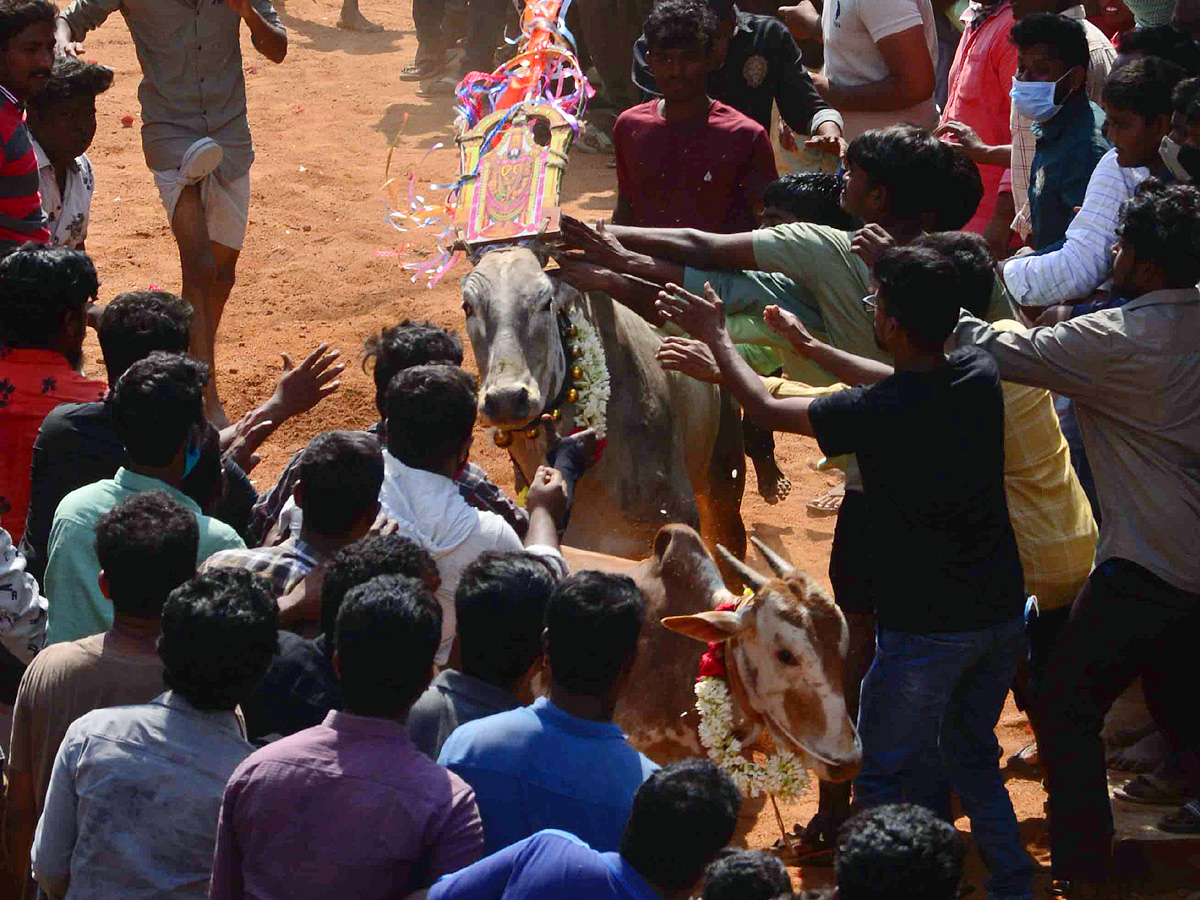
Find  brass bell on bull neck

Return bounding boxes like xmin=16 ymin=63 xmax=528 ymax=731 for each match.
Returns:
xmin=526 ymin=425 xmax=541 ymax=439
xmin=571 ymin=365 xmax=583 ymax=380
xmin=493 ymin=430 xmax=513 ymax=448
xmin=566 ymin=387 xmax=579 ymax=404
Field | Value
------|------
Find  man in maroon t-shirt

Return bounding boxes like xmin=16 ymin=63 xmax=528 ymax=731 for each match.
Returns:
xmin=613 ymin=0 xmax=777 ymax=233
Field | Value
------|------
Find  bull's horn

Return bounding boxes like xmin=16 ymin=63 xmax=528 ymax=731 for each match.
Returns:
xmin=749 ymin=536 xmax=796 ymax=579
xmin=716 ymin=544 xmax=767 ymax=592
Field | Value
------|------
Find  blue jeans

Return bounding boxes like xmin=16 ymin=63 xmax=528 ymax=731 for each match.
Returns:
xmin=855 ymin=617 xmax=1037 ymax=900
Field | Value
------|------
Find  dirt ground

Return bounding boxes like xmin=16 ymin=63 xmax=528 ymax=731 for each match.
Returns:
xmin=73 ymin=1 xmax=1197 ymax=894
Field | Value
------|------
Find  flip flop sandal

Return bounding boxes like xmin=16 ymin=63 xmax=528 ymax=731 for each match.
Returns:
xmin=178 ymin=137 xmax=223 ymax=183
xmin=399 ymin=55 xmax=450 ymax=82
xmin=806 ymin=485 xmax=843 ymax=517
xmin=1005 ymin=741 xmax=1041 ymax=777
xmin=1158 ymin=799 xmax=1200 ymax=834
xmin=1113 ymin=773 xmax=1190 ymax=805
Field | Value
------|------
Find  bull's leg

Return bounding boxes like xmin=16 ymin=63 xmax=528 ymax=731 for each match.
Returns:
xmin=696 ymin=387 xmax=747 ymax=588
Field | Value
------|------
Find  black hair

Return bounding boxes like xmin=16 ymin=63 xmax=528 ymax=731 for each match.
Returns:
xmin=845 ymin=126 xmax=952 ymax=223
xmin=27 ymin=55 xmax=114 ymax=111
xmin=702 ymin=849 xmax=792 ymax=900
xmin=456 ymin=551 xmax=556 ymax=688
xmin=935 ymin=146 xmax=985 ymax=231
xmin=835 ymin=804 xmax=966 ymax=900
xmin=363 ymin=320 xmax=463 ymax=416
xmin=321 ymin=533 xmax=437 ymax=640
xmin=385 ymin=364 xmax=478 ymax=472
xmin=872 ymin=244 xmax=961 ymax=352
xmin=294 ymin=431 xmax=384 ymax=538
xmin=335 ymin=573 xmax=442 ymax=716
xmin=1116 ymin=24 xmax=1200 ymax=74
xmin=0 ymin=0 xmax=55 ymax=47
xmin=95 ymin=491 xmax=199 ymax=619
xmin=110 ymin=352 xmax=208 ymax=467
xmin=157 ymin=570 xmax=278 ymax=711
xmin=96 ymin=290 xmax=193 ymax=384
xmin=762 ymin=173 xmax=859 ymax=229
xmin=1010 ymin=12 xmax=1089 ymax=71
xmin=911 ymin=231 xmax=996 ymax=319
xmin=1118 ymin=181 xmax=1200 ymax=287
xmin=1103 ymin=56 xmax=1188 ymax=120
xmin=644 ymin=0 xmax=720 ymax=52
xmin=545 ymin=571 xmax=647 ymax=695
xmin=1172 ymin=75 xmax=1200 ymax=117
xmin=0 ymin=244 xmax=97 ymax=348
xmin=620 ymin=759 xmax=741 ymax=890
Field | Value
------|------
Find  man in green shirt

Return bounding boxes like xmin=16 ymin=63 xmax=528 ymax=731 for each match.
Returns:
xmin=44 ymin=352 xmax=243 ymax=645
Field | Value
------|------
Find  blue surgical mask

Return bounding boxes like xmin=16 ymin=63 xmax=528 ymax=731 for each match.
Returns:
xmin=182 ymin=429 xmax=202 ymax=478
xmin=1159 ymin=135 xmax=1198 ymax=182
xmin=1010 ymin=71 xmax=1071 ymax=123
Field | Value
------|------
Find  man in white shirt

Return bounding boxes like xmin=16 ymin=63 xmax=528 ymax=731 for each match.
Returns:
xmin=380 ymin=364 xmax=570 ymax=666
xmin=25 ymin=56 xmax=113 ymax=251
xmin=809 ymin=0 xmax=940 ymax=140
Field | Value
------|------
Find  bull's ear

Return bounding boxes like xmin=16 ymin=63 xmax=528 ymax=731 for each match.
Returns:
xmin=661 ymin=609 xmax=745 ymax=644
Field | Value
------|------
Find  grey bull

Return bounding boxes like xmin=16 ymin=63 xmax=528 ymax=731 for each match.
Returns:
xmin=461 ymin=246 xmax=746 ymax=564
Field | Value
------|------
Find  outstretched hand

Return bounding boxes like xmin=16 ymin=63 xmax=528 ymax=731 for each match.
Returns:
xmin=559 ymin=215 xmax=629 ymax=271
xmin=222 ymin=414 xmax=274 ymax=474
xmin=850 ymin=224 xmax=896 ymax=268
xmin=763 ymin=305 xmax=815 ymax=352
xmin=654 ymin=282 xmax=727 ymax=344
xmin=555 ymin=259 xmax=615 ymax=295
xmin=271 ymin=343 xmax=344 ymax=420
xmin=934 ymin=120 xmax=987 ymax=157
xmin=657 ymin=337 xmax=724 ymax=383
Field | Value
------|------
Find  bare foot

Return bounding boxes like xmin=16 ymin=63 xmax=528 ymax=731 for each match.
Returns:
xmin=750 ymin=455 xmax=791 ymax=505
xmin=806 ymin=482 xmax=844 ymax=517
xmin=336 ymin=12 xmax=383 ymax=31
xmin=1107 ymin=727 xmax=1171 ymax=773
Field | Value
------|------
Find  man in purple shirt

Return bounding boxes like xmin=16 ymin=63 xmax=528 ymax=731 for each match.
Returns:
xmin=209 ymin=573 xmax=485 ymax=900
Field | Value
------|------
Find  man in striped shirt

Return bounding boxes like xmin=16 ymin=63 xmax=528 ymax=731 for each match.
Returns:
xmin=0 ymin=0 xmax=54 ymax=250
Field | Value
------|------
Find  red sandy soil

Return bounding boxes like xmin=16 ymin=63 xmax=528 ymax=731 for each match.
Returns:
xmin=74 ymin=2 xmax=1197 ymax=893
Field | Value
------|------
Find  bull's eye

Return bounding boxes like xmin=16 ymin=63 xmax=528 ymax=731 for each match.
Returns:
xmin=776 ymin=649 xmax=798 ymax=666
xmin=462 ymin=299 xmax=473 ymax=317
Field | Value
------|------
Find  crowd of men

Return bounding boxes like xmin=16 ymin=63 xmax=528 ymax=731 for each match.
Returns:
xmin=0 ymin=0 xmax=1199 ymax=896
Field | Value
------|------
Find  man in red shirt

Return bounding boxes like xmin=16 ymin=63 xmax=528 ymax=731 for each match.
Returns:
xmin=613 ymin=0 xmax=778 ymax=232
xmin=0 ymin=245 xmax=105 ymax=541
xmin=935 ymin=1 xmax=1018 ymax=244
xmin=0 ymin=0 xmax=55 ymax=250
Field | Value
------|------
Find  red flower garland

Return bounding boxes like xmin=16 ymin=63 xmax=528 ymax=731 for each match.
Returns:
xmin=696 ymin=600 xmax=740 ymax=682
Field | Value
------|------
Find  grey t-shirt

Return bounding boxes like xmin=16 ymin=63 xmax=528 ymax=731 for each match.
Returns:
xmin=407 ymin=670 xmax=521 ymax=761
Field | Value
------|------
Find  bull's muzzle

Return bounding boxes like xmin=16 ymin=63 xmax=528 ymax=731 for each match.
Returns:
xmin=480 ymin=383 xmax=539 ymax=426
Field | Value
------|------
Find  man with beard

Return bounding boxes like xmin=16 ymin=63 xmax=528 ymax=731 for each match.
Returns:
xmin=0 ymin=246 xmax=105 ymax=544
xmin=0 ymin=0 xmax=54 ymax=252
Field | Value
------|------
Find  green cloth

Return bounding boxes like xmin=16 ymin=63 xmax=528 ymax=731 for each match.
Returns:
xmin=1029 ymin=94 xmax=1111 ymax=251
xmin=683 ymin=266 xmax=840 ymax=385
xmin=44 ymin=467 xmax=244 ymax=645
xmin=1121 ymin=0 xmax=1176 ymax=27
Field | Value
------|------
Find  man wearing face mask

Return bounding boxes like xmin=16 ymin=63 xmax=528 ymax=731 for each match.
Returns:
xmin=1161 ymin=74 xmax=1200 ymax=179
xmin=1010 ymin=13 xmax=1111 ymax=250
xmin=43 ymin=352 xmax=244 ymax=646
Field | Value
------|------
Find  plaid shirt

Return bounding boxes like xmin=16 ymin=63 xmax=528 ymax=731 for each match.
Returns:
xmin=1010 ymin=6 xmax=1116 ymax=238
xmin=248 ymin=424 xmax=528 ymax=545
xmin=199 ymin=537 xmax=321 ymax=598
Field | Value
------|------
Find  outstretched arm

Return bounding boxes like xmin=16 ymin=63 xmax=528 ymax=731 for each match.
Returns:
xmin=560 ymin=215 xmax=757 ymax=276
xmin=655 ymin=282 xmax=816 ymax=436
xmin=763 ymin=305 xmax=894 ymax=385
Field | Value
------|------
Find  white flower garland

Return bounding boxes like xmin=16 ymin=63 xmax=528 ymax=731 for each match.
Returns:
xmin=565 ymin=306 xmax=611 ymax=438
xmin=695 ymin=676 xmax=810 ymax=801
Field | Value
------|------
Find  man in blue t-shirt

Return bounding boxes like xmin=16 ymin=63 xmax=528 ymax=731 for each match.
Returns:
xmin=438 ymin=571 xmax=659 ymax=854
xmin=653 ymin=242 xmax=1035 ymax=900
xmin=424 ymin=759 xmax=740 ymax=900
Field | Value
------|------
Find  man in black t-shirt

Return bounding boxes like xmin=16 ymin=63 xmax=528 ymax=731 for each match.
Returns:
xmin=653 ymin=242 xmax=1035 ymax=900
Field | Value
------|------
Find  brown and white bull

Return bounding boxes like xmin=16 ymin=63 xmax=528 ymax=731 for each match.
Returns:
xmin=461 ymin=246 xmax=745 ymax=564
xmin=566 ymin=524 xmax=861 ymax=782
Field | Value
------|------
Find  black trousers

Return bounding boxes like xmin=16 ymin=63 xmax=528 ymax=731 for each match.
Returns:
xmin=413 ymin=0 xmax=507 ymax=70
xmin=1039 ymin=558 xmax=1200 ymax=880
